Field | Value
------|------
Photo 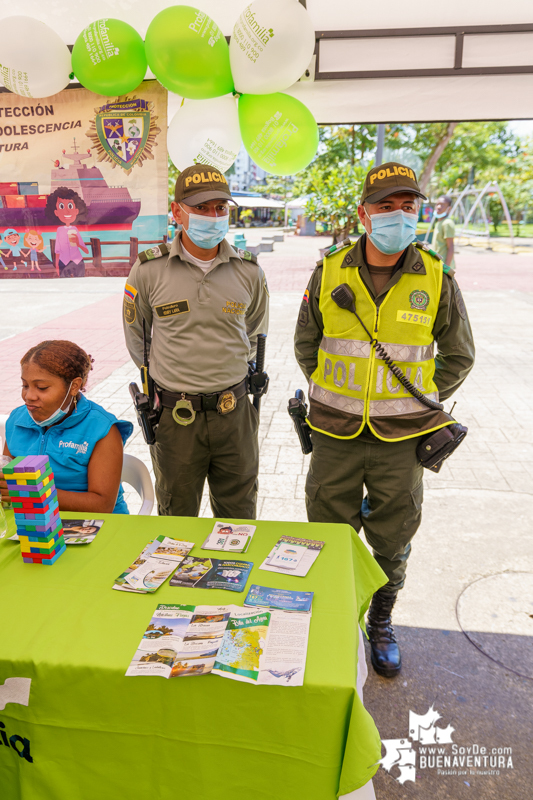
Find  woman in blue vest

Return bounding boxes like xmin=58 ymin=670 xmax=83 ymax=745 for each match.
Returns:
xmin=1 ymin=340 xmax=133 ymax=514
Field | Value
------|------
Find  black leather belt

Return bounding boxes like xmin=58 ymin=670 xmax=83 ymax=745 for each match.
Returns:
xmin=159 ymin=377 xmax=248 ymax=412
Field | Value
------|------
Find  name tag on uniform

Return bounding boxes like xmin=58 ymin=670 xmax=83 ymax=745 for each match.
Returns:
xmin=396 ymin=310 xmax=432 ymax=327
xmin=155 ymin=300 xmax=190 ymax=318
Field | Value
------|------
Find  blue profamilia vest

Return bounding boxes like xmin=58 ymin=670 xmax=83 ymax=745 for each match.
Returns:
xmin=6 ymin=394 xmax=134 ymax=514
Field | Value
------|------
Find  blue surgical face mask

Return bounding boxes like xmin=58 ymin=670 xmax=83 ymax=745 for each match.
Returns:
xmin=434 ymin=210 xmax=448 ymax=219
xmin=365 ymin=208 xmax=418 ymax=255
xmin=181 ymin=206 xmax=229 ymax=249
xmin=29 ymin=381 xmax=74 ymax=428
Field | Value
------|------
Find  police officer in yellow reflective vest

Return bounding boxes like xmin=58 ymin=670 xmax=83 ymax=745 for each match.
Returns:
xmin=295 ymin=163 xmax=475 ymax=677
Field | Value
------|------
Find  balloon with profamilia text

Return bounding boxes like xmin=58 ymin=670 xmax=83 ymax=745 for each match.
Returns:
xmin=230 ymin=0 xmax=315 ymax=95
xmin=238 ymin=92 xmax=319 ymax=175
xmin=0 ymin=16 xmax=71 ymax=98
xmin=71 ymin=19 xmax=147 ymax=97
xmin=145 ymin=6 xmax=234 ymax=99
xmin=168 ymin=95 xmax=242 ymax=173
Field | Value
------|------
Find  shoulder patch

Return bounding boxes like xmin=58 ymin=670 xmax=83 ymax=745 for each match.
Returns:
xmin=138 ymin=243 xmax=170 ymax=263
xmin=414 ymin=241 xmax=442 ymax=261
xmin=442 ymin=262 xmax=456 ymax=279
xmin=322 ymin=237 xmax=353 ymax=261
xmin=237 ymin=248 xmax=258 ymax=265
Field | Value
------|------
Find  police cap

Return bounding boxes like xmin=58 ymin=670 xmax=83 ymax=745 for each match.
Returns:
xmin=175 ymin=164 xmax=238 ymax=207
xmin=361 ymin=162 xmax=427 ymax=205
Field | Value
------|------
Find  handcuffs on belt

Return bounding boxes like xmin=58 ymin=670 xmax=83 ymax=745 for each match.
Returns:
xmin=171 ymin=390 xmax=237 ymax=426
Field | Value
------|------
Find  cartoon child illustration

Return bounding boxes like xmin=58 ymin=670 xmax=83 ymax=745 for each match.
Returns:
xmin=22 ymin=231 xmax=45 ymax=272
xmin=3 ymin=228 xmax=25 ymax=271
xmin=45 ymin=188 xmax=89 ymax=278
xmin=0 ymin=235 xmax=7 ymax=270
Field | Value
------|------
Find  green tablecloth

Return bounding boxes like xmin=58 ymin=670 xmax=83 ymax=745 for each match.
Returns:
xmin=0 ymin=512 xmax=386 ymax=799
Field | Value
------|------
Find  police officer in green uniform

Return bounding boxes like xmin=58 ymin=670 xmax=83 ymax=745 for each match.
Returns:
xmin=123 ymin=164 xmax=269 ymax=519
xmin=294 ymin=163 xmax=475 ymax=677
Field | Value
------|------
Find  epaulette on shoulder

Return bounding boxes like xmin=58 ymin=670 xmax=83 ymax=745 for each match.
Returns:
xmin=237 ymin=248 xmax=258 ymax=265
xmin=414 ymin=241 xmax=455 ymax=278
xmin=317 ymin=237 xmax=353 ymax=267
xmin=316 ymin=257 xmax=324 ymax=268
xmin=138 ymin=243 xmax=170 ymax=263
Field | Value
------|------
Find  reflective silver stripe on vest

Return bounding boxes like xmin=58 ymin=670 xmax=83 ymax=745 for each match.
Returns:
xmin=320 ymin=337 xmax=371 ymax=358
xmin=369 ymin=392 xmax=439 ymax=416
xmin=309 ymin=380 xmax=364 ymax=415
xmin=320 ymin=336 xmax=433 ymax=363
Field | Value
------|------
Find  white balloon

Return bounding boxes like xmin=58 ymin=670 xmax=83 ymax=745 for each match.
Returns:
xmin=168 ymin=95 xmax=242 ymax=174
xmin=0 ymin=16 xmax=71 ymax=98
xmin=230 ymin=0 xmax=315 ymax=94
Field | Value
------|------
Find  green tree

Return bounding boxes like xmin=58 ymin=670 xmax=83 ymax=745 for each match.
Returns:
xmin=301 ymin=163 xmax=366 ymax=243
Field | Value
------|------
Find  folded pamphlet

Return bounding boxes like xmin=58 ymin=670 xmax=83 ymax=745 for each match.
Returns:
xmin=201 ymin=521 xmax=256 ymax=554
xmin=9 ymin=518 xmax=104 ymax=545
xmin=169 ymin=556 xmax=253 ymax=593
xmin=113 ymin=536 xmax=195 ymax=594
xmin=260 ymin=536 xmax=325 ymax=578
xmin=244 ymin=584 xmax=313 ymax=613
xmin=126 ymin=603 xmax=310 ymax=686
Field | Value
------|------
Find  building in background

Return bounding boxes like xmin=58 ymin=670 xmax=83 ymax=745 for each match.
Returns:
xmin=229 ymin=146 xmax=268 ymax=192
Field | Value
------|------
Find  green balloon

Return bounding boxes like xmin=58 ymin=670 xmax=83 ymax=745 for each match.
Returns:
xmin=72 ymin=19 xmax=147 ymax=96
xmin=238 ymin=93 xmax=319 ymax=176
xmin=145 ymin=6 xmax=234 ymax=99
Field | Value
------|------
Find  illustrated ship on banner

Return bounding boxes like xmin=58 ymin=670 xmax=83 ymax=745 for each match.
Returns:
xmin=0 ymin=140 xmax=141 ymax=229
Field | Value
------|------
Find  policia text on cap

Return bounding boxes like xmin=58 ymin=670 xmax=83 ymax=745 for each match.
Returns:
xmin=123 ymin=164 xmax=269 ymax=519
xmin=294 ymin=162 xmax=475 ymax=677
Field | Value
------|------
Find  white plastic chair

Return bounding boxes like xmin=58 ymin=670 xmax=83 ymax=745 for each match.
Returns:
xmin=121 ymin=453 xmax=155 ymax=516
xmin=0 ymin=414 xmax=7 ymax=451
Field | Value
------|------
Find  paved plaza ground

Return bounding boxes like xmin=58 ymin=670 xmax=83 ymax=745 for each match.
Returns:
xmin=1 ymin=232 xmax=531 ymax=799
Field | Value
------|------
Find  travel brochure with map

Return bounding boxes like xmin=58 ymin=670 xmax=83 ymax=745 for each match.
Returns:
xmin=169 ymin=556 xmax=253 ymax=592
xmin=126 ymin=603 xmax=311 ymax=686
xmin=201 ymin=521 xmax=256 ymax=554
xmin=244 ymin=584 xmax=314 ymax=613
xmin=113 ymin=536 xmax=195 ymax=594
xmin=259 ymin=535 xmax=325 ymax=577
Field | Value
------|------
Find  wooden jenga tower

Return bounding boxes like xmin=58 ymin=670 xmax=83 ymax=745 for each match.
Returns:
xmin=3 ymin=456 xmax=66 ymax=564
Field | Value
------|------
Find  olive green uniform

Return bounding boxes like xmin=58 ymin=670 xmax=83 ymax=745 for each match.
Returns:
xmin=295 ymin=235 xmax=475 ymax=590
xmin=124 ymin=233 xmax=269 ymax=518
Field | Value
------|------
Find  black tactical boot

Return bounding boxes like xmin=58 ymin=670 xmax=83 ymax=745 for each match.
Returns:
xmin=366 ymin=588 xmax=401 ymax=677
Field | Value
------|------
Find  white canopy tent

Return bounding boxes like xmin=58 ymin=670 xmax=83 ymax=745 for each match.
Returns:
xmin=3 ymin=0 xmax=533 ymax=124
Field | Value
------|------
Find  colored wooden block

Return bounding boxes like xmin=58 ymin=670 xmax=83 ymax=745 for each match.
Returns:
xmin=17 ymin=522 xmax=63 ymax=542
xmin=14 ymin=497 xmax=58 ymax=513
xmin=23 ymin=537 xmax=66 ymax=556
xmin=6 ymin=470 xmax=53 ymax=488
xmin=22 ymin=544 xmax=66 ymax=565
xmin=15 ymin=510 xmax=61 ymax=530
xmin=1 ymin=456 xmax=25 ymax=474
xmin=15 ymin=456 xmax=49 ymax=473
xmin=19 ymin=532 xmax=63 ymax=551
xmin=7 ymin=466 xmax=52 ymax=483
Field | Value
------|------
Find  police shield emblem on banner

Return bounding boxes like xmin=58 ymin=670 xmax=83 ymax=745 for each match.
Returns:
xmin=87 ymin=96 xmax=160 ymax=175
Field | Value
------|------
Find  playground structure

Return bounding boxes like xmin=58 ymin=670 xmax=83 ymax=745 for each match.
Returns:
xmin=424 ymin=182 xmax=515 ymax=252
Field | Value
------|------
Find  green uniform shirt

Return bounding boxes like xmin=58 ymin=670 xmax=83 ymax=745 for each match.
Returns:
xmin=123 ymin=233 xmax=269 ymax=394
xmin=433 ymin=217 xmax=456 ymax=268
xmin=294 ymin=235 xmax=475 ymax=440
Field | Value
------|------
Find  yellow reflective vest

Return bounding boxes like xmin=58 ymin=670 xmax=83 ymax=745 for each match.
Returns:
xmin=308 ymin=246 xmax=452 ymax=441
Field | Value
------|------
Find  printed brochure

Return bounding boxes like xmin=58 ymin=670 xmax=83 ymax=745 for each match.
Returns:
xmin=126 ymin=603 xmax=310 ymax=686
xmin=201 ymin=521 xmax=256 ymax=553
xmin=62 ymin=519 xmax=104 ymax=544
xmin=244 ymin=584 xmax=313 ymax=613
xmin=260 ymin=536 xmax=325 ymax=577
xmin=113 ymin=536 xmax=195 ymax=594
xmin=169 ymin=556 xmax=253 ymax=592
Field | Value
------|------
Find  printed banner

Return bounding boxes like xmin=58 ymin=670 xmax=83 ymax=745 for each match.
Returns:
xmin=0 ymin=81 xmax=167 ymax=278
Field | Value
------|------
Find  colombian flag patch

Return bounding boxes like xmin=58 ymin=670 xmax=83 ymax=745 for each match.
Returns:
xmin=124 ymin=283 xmax=137 ymax=302
xmin=303 ymin=289 xmax=310 ymax=303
